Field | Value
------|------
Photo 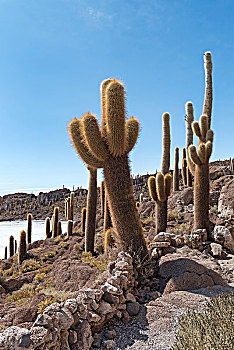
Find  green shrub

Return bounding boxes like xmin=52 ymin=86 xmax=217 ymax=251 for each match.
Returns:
xmin=20 ymin=259 xmax=41 ymax=273
xmin=168 ymin=209 xmax=182 ymax=221
xmin=81 ymin=252 xmax=108 ymax=272
xmin=37 ymin=297 xmax=59 ymax=314
xmin=173 ymin=293 xmax=234 ymax=350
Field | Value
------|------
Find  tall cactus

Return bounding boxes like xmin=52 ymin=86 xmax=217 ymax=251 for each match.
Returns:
xmin=148 ymin=113 xmax=172 ymax=233
xmin=182 ymin=148 xmax=187 ymax=186
xmin=202 ymin=51 xmax=213 ymax=130
xmin=18 ymin=230 xmax=27 ymax=264
xmin=57 ymin=221 xmax=62 ymax=236
xmin=85 ymin=166 xmax=97 ymax=254
xmin=27 ymin=213 xmax=32 ymax=244
xmin=67 ymin=220 xmax=73 ymax=236
xmin=81 ymin=207 xmax=86 ymax=234
xmin=189 ymin=115 xmax=214 ymax=233
xmin=9 ymin=235 xmax=14 ymax=257
xmin=15 ymin=239 xmax=17 ymax=253
xmin=100 ymin=180 xmax=105 ymax=218
xmin=52 ymin=207 xmax=59 ymax=238
xmin=68 ymin=79 xmax=149 ymax=263
xmin=45 ymin=217 xmax=51 ymax=238
xmin=4 ymin=246 xmax=7 ymax=260
xmin=104 ymin=189 xmax=112 ymax=233
xmin=173 ymin=147 xmax=179 ymax=191
xmin=185 ymin=101 xmax=194 ymax=187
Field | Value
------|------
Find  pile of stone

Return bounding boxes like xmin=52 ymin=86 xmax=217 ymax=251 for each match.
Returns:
xmin=0 ymin=252 xmax=141 ymax=350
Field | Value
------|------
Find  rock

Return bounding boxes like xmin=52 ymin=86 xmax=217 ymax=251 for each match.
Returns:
xmin=102 ymin=292 xmax=118 ymax=304
xmin=212 ymin=225 xmax=234 ymax=253
xmin=104 ymin=339 xmax=116 ymax=349
xmin=68 ymin=330 xmax=77 ymax=345
xmin=0 ymin=326 xmax=30 ymax=350
xmin=33 ymin=314 xmax=53 ymax=328
xmin=126 ymin=301 xmax=140 ymax=316
xmin=30 ymin=326 xmax=51 ymax=348
xmin=0 ymin=285 xmax=6 ymax=295
xmin=92 ymin=333 xmax=102 ymax=348
xmin=76 ymin=320 xmax=93 ymax=350
xmin=149 ymin=242 xmax=171 ymax=249
xmin=210 ymin=243 xmax=226 ymax=259
xmin=126 ymin=292 xmax=136 ymax=302
xmin=122 ymin=310 xmax=130 ymax=322
xmin=104 ymin=330 xmax=116 ymax=340
xmin=153 ymin=233 xmax=171 ymax=242
xmin=64 ymin=299 xmax=77 ymax=314
xmin=97 ymin=300 xmax=113 ymax=317
xmin=187 ymin=204 xmax=194 ymax=213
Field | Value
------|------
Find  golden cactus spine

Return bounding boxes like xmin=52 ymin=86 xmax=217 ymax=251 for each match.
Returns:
xmin=67 ymin=220 xmax=73 ymax=236
xmin=81 ymin=207 xmax=86 ymax=234
xmin=68 ymin=79 xmax=149 ymax=264
xmin=182 ymin=148 xmax=187 ymax=186
xmin=52 ymin=207 xmax=59 ymax=238
xmin=45 ymin=217 xmax=51 ymax=238
xmin=189 ymin=114 xmax=214 ymax=234
xmin=18 ymin=230 xmax=27 ymax=264
xmin=85 ymin=167 xmax=97 ymax=254
xmin=173 ymin=147 xmax=179 ymax=191
xmin=27 ymin=213 xmax=32 ymax=244
xmin=9 ymin=235 xmax=14 ymax=257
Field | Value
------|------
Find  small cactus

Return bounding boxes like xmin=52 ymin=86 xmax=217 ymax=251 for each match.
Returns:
xmin=57 ymin=221 xmax=62 ymax=236
xmin=4 ymin=246 xmax=7 ymax=260
xmin=18 ymin=230 xmax=27 ymax=264
xmin=67 ymin=220 xmax=73 ymax=236
xmin=52 ymin=207 xmax=59 ymax=238
xmin=81 ymin=207 xmax=86 ymax=234
xmin=27 ymin=213 xmax=32 ymax=244
xmin=9 ymin=235 xmax=14 ymax=257
xmin=173 ymin=147 xmax=179 ymax=191
xmin=45 ymin=217 xmax=51 ymax=238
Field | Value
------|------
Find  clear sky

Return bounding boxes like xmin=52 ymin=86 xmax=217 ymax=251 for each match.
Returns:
xmin=0 ymin=0 xmax=233 ymax=195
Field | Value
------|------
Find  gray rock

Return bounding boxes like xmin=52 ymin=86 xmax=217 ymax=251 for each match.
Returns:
xmin=0 ymin=326 xmax=30 ymax=350
xmin=212 ymin=225 xmax=234 ymax=253
xmin=64 ymin=298 xmax=78 ymax=314
xmin=126 ymin=301 xmax=140 ymax=316
xmin=104 ymin=330 xmax=116 ymax=340
xmin=104 ymin=339 xmax=116 ymax=349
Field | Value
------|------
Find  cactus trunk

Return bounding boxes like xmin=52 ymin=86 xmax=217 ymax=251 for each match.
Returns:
xmin=27 ymin=214 xmax=32 ymax=244
xmin=155 ymin=200 xmax=167 ymax=233
xmin=18 ymin=230 xmax=27 ymax=264
xmin=9 ymin=235 xmax=14 ymax=257
xmin=100 ymin=181 xmax=105 ymax=218
xmin=85 ymin=167 xmax=97 ymax=254
xmin=4 ymin=246 xmax=7 ymax=259
xmin=104 ymin=190 xmax=111 ymax=232
xmin=173 ymin=147 xmax=179 ymax=191
xmin=194 ymin=163 xmax=210 ymax=233
xmin=104 ymin=154 xmax=148 ymax=261
xmin=81 ymin=208 xmax=86 ymax=234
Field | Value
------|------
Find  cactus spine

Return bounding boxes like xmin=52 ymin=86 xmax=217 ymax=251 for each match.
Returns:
xmin=4 ymin=246 xmax=7 ymax=259
xmin=68 ymin=79 xmax=149 ymax=264
xmin=18 ymin=230 xmax=27 ymax=264
xmin=189 ymin=115 xmax=213 ymax=234
xmin=52 ymin=207 xmax=59 ymax=238
xmin=27 ymin=213 xmax=32 ymax=244
xmin=45 ymin=217 xmax=51 ymax=238
xmin=182 ymin=148 xmax=187 ymax=186
xmin=81 ymin=207 xmax=86 ymax=234
xmin=100 ymin=180 xmax=105 ymax=218
xmin=9 ymin=235 xmax=14 ymax=257
xmin=148 ymin=113 xmax=172 ymax=233
xmin=173 ymin=147 xmax=179 ymax=191
xmin=67 ymin=220 xmax=73 ymax=236
xmin=85 ymin=166 xmax=97 ymax=254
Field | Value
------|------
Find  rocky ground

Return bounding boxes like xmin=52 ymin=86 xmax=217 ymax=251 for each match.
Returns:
xmin=0 ymin=159 xmax=233 ymax=348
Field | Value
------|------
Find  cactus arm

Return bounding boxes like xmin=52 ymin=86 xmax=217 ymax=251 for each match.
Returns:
xmin=164 ymin=173 xmax=172 ymax=197
xmin=148 ymin=176 xmax=158 ymax=202
xmin=192 ymin=121 xmax=201 ymax=138
xmin=199 ymin=115 xmax=208 ymax=141
xmin=106 ymin=81 xmax=126 ymax=157
xmin=205 ymin=140 xmax=213 ymax=162
xmin=101 ymin=78 xmax=113 ymax=138
xmin=68 ymin=118 xmax=104 ymax=168
xmin=125 ymin=117 xmax=139 ymax=154
xmin=82 ymin=113 xmax=109 ymax=161
xmin=203 ymin=51 xmax=213 ymax=130
xmin=156 ymin=173 xmax=166 ymax=202
xmin=206 ymin=129 xmax=214 ymax=143
xmin=198 ymin=144 xmax=206 ymax=163
xmin=161 ymin=112 xmax=170 ymax=174
xmin=189 ymin=145 xmax=202 ymax=165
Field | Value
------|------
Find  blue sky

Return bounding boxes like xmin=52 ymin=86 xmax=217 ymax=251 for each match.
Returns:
xmin=0 ymin=0 xmax=233 ymax=195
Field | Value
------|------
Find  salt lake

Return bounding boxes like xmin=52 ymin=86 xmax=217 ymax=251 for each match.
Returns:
xmin=0 ymin=220 xmax=68 ymax=259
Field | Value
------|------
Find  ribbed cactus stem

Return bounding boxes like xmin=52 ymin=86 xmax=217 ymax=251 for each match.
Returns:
xmin=100 ymin=181 xmax=105 ymax=218
xmin=203 ymin=51 xmax=213 ymax=130
xmin=67 ymin=220 xmax=73 ymax=236
xmin=185 ymin=101 xmax=195 ymax=178
xmin=27 ymin=213 xmax=32 ymax=244
xmin=85 ymin=167 xmax=97 ymax=254
xmin=18 ymin=230 xmax=27 ymax=264
xmin=81 ymin=207 xmax=86 ymax=234
xmin=173 ymin=147 xmax=179 ymax=191
xmin=45 ymin=217 xmax=51 ymax=238
xmin=161 ymin=112 xmax=170 ymax=174
xmin=4 ymin=246 xmax=7 ymax=260
xmin=52 ymin=207 xmax=59 ymax=238
xmin=9 ymin=235 xmax=14 ymax=257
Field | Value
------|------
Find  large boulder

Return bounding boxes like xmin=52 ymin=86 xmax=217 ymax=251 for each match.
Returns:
xmin=217 ymin=176 xmax=234 ymax=218
xmin=212 ymin=226 xmax=234 ymax=253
